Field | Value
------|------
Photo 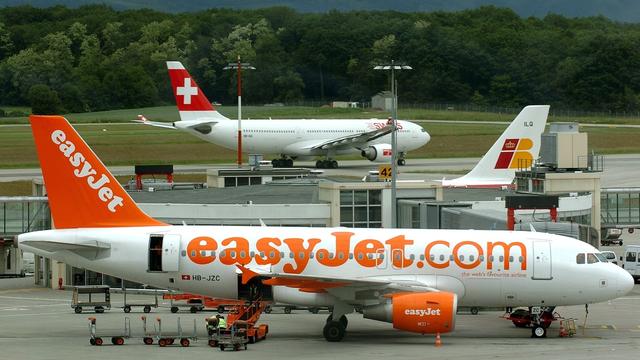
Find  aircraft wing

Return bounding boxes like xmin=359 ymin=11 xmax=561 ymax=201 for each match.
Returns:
xmin=307 ymin=124 xmax=394 ymax=151
xmin=133 ymin=115 xmax=176 ymax=129
xmin=237 ymin=265 xmax=438 ymax=302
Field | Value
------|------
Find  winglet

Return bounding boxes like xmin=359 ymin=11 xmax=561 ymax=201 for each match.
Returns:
xmin=30 ymin=115 xmax=166 ymax=229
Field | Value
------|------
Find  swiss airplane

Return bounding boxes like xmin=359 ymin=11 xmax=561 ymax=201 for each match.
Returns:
xmin=20 ymin=115 xmax=633 ymax=342
xmin=136 ymin=61 xmax=430 ymax=168
xmin=441 ymin=105 xmax=549 ymax=188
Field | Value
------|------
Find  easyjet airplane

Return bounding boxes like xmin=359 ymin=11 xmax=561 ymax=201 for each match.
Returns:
xmin=136 ymin=61 xmax=430 ymax=168
xmin=441 ymin=105 xmax=549 ymax=188
xmin=19 ymin=115 xmax=633 ymax=342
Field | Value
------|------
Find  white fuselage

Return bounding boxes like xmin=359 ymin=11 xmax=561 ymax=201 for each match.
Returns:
xmin=176 ymin=119 xmax=429 ymax=157
xmin=19 ymin=226 xmax=633 ymax=308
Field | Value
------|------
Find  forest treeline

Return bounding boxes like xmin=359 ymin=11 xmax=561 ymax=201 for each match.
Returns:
xmin=1 ymin=4 xmax=640 ymax=114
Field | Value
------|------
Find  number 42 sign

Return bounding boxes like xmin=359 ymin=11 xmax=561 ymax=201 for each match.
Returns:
xmin=378 ymin=165 xmax=392 ymax=180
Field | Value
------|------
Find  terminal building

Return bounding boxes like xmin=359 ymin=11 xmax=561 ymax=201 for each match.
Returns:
xmin=0 ymin=123 xmax=634 ymax=289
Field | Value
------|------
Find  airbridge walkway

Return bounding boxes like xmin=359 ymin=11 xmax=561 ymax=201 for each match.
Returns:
xmin=2 ymin=190 xmax=640 ymax=236
xmin=601 ymin=188 xmax=640 ymax=229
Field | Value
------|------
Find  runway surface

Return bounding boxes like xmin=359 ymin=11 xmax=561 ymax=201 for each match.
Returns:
xmin=1 ymin=154 xmax=638 ymax=188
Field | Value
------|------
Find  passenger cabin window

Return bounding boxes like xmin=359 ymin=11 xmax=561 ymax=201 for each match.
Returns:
xmin=576 ymin=253 xmax=585 ymax=264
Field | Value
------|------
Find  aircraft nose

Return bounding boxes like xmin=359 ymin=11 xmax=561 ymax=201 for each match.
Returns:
xmin=422 ymin=129 xmax=431 ymax=145
xmin=616 ymin=267 xmax=634 ymax=296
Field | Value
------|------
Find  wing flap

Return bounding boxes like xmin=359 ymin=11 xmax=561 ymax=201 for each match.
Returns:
xmin=309 ymin=124 xmax=394 ymax=151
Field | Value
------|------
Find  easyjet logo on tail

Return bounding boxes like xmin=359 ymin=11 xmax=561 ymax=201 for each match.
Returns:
xmin=50 ymin=130 xmax=124 ymax=213
xmin=495 ymin=138 xmax=534 ymax=169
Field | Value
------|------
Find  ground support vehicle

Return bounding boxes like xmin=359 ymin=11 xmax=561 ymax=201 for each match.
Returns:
xmin=121 ymin=289 xmax=159 ymax=313
xmin=208 ymin=321 xmax=249 ymax=351
xmin=622 ymin=245 xmax=640 ymax=282
xmin=88 ymin=317 xmax=130 ymax=346
xmin=154 ymin=317 xmax=198 ymax=347
xmin=502 ymin=307 xmax=558 ymax=337
xmin=225 ymin=301 xmax=269 ymax=343
xmin=71 ymin=286 xmax=111 ymax=314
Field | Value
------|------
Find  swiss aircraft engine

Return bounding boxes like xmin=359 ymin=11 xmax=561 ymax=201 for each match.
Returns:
xmin=360 ymin=144 xmax=392 ymax=162
xmin=362 ymin=292 xmax=457 ymax=334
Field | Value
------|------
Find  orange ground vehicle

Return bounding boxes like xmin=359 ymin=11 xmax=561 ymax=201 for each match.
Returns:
xmin=163 ymin=293 xmax=245 ymax=313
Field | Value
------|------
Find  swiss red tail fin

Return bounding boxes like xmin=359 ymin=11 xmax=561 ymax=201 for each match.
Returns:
xmin=30 ymin=115 xmax=166 ymax=229
xmin=167 ymin=61 xmax=214 ymax=112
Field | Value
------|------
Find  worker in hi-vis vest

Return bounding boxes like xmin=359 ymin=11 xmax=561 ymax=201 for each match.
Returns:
xmin=217 ymin=314 xmax=227 ymax=329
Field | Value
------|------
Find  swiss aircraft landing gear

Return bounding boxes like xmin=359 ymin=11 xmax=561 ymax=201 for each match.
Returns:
xmin=315 ymin=159 xmax=338 ymax=169
xmin=272 ymin=157 xmax=294 ymax=168
xmin=397 ymin=152 xmax=406 ymax=166
xmin=323 ymin=314 xmax=348 ymax=342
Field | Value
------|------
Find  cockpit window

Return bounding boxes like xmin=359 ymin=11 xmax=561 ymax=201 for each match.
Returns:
xmin=420 ymin=128 xmax=427 ymax=132
xmin=595 ymin=253 xmax=607 ymax=262
xmin=587 ymin=253 xmax=599 ymax=264
xmin=576 ymin=253 xmax=585 ymax=264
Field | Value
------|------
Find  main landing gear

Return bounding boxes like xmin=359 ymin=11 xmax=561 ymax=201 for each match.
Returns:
xmin=397 ymin=152 xmax=406 ymax=166
xmin=316 ymin=159 xmax=338 ymax=169
xmin=323 ymin=314 xmax=348 ymax=342
xmin=272 ymin=157 xmax=294 ymax=168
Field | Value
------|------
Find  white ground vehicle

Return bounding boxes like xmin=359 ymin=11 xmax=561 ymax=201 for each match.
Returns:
xmin=600 ymin=251 xmax=618 ymax=265
xmin=622 ymin=245 xmax=640 ymax=283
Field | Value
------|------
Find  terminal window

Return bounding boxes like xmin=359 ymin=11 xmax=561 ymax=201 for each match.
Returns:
xmin=339 ymin=190 xmax=382 ymax=228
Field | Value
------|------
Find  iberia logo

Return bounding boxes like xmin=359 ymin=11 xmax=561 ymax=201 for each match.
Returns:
xmin=495 ymin=138 xmax=534 ymax=169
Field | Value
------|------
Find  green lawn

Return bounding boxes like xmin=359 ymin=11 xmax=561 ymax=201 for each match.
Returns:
xmin=1 ymin=120 xmax=639 ymax=169
xmin=3 ymin=104 xmax=640 ymax=125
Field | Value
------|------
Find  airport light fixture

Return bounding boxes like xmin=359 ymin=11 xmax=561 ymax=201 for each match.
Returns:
xmin=224 ymin=56 xmax=256 ymax=167
xmin=374 ymin=60 xmax=412 ymax=228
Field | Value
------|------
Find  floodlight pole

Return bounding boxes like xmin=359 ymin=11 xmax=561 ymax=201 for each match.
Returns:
xmin=374 ymin=60 xmax=412 ymax=228
xmin=224 ymin=56 xmax=255 ymax=167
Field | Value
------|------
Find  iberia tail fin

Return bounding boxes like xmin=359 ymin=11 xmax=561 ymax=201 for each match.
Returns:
xmin=30 ymin=115 xmax=166 ymax=229
xmin=167 ymin=61 xmax=229 ymax=122
xmin=441 ymin=105 xmax=549 ymax=188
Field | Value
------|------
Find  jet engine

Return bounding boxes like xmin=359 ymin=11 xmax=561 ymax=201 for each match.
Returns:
xmin=361 ymin=144 xmax=392 ymax=162
xmin=362 ymin=292 xmax=457 ymax=334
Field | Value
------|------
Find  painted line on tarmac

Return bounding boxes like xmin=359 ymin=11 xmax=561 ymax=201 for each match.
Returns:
xmin=0 ymin=303 xmax=70 ymax=311
xmin=0 ymin=295 xmax=70 ymax=302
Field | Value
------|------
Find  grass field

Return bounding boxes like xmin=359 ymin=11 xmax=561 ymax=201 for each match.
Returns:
xmin=3 ymin=104 xmax=640 ymax=125
xmin=1 ymin=120 xmax=639 ymax=169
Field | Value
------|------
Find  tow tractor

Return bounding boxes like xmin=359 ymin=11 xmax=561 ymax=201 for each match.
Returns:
xmin=503 ymin=307 xmax=559 ymax=337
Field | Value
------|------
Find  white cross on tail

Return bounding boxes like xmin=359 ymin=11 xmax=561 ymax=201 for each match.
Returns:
xmin=176 ymin=78 xmax=198 ymax=105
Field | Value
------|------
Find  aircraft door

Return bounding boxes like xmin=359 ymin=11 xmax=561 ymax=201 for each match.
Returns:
xmin=162 ymin=234 xmax=180 ymax=272
xmin=532 ymin=241 xmax=552 ymax=280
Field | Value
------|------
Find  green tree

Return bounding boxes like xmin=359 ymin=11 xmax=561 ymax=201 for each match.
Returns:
xmin=28 ymin=84 xmax=63 ymax=114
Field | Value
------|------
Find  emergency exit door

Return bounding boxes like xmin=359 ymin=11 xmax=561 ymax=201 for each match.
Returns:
xmin=532 ymin=241 xmax=552 ymax=280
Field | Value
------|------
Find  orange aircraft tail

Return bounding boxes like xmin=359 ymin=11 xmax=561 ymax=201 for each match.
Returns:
xmin=30 ymin=115 xmax=166 ymax=229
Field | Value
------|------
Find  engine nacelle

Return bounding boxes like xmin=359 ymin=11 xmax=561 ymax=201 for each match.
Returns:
xmin=362 ymin=292 xmax=457 ymax=334
xmin=361 ymin=144 xmax=392 ymax=162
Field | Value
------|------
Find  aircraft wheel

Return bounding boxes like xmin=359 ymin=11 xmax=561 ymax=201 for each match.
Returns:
xmin=316 ymin=160 xmax=324 ymax=169
xmin=74 ymin=307 xmax=82 ymax=314
xmin=397 ymin=159 xmax=406 ymax=166
xmin=94 ymin=337 xmax=103 ymax=346
xmin=285 ymin=159 xmax=294 ymax=167
xmin=330 ymin=160 xmax=338 ymax=169
xmin=170 ymin=306 xmax=179 ymax=313
xmin=143 ymin=337 xmax=153 ymax=345
xmin=180 ymin=338 xmax=190 ymax=347
xmin=90 ymin=338 xmax=96 ymax=346
xmin=470 ymin=307 xmax=479 ymax=315
xmin=323 ymin=321 xmax=345 ymax=342
xmin=284 ymin=306 xmax=292 ymax=314
xmin=531 ymin=325 xmax=547 ymax=338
